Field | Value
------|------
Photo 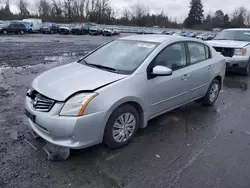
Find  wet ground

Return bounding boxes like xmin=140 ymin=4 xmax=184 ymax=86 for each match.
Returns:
xmin=1 ymin=34 xmax=250 ymax=188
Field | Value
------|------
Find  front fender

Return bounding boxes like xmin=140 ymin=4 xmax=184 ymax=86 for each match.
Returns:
xmin=104 ymin=96 xmax=148 ymax=129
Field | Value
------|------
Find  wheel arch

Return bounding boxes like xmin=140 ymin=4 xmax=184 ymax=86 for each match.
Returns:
xmin=104 ymin=97 xmax=148 ymax=129
xmin=213 ymin=75 xmax=222 ymax=90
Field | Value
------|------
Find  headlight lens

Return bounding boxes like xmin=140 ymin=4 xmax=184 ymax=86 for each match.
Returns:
xmin=234 ymin=48 xmax=247 ymax=56
xmin=60 ymin=93 xmax=98 ymax=116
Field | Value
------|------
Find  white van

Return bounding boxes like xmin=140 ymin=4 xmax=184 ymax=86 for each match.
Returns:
xmin=22 ymin=18 xmax=42 ymax=33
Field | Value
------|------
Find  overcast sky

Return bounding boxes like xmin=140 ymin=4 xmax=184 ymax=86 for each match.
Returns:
xmin=5 ymin=0 xmax=250 ymax=22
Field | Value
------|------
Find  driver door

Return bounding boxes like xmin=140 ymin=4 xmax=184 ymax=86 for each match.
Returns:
xmin=8 ymin=23 xmax=15 ymax=33
xmin=148 ymin=42 xmax=190 ymax=117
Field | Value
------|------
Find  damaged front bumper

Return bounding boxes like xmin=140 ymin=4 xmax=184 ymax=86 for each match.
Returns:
xmin=225 ymin=56 xmax=249 ymax=71
xmin=24 ymin=96 xmax=106 ymax=149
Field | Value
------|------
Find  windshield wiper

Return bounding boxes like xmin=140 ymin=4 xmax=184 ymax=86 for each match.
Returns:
xmin=86 ymin=63 xmax=119 ymax=73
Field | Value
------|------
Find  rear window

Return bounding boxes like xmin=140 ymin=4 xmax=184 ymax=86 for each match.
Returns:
xmin=188 ymin=42 xmax=210 ymax=64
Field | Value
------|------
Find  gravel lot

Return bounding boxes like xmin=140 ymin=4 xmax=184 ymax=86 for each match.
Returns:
xmin=1 ymin=33 xmax=250 ymax=188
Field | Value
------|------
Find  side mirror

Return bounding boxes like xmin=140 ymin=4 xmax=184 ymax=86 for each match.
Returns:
xmin=151 ymin=65 xmax=173 ymax=77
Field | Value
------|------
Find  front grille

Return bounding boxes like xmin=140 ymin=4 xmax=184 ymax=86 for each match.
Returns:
xmin=60 ymin=28 xmax=69 ymax=33
xmin=213 ymin=47 xmax=234 ymax=57
xmin=28 ymin=91 xmax=55 ymax=112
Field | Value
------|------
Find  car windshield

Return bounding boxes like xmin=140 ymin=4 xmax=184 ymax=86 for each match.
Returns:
xmin=23 ymin=22 xmax=31 ymax=25
xmin=1 ymin=22 xmax=9 ymax=27
xmin=43 ymin=23 xmax=52 ymax=26
xmin=214 ymin=30 xmax=250 ymax=41
xmin=82 ymin=39 xmax=159 ymax=74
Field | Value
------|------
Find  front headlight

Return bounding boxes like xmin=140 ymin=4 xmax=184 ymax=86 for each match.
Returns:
xmin=234 ymin=48 xmax=247 ymax=56
xmin=60 ymin=93 xmax=98 ymax=116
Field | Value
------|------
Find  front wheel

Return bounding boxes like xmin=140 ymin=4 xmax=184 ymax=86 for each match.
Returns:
xmin=104 ymin=104 xmax=140 ymax=149
xmin=241 ymin=62 xmax=250 ymax=76
xmin=202 ymin=79 xmax=221 ymax=106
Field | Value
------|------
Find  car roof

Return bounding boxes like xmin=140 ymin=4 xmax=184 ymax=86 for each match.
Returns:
xmin=225 ymin=28 xmax=250 ymax=31
xmin=120 ymin=34 xmax=190 ymax=43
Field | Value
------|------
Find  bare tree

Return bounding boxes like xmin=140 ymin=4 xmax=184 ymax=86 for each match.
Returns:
xmin=18 ymin=0 xmax=29 ymax=17
xmin=51 ymin=0 xmax=63 ymax=21
xmin=37 ymin=0 xmax=51 ymax=18
xmin=79 ymin=0 xmax=86 ymax=17
xmin=130 ymin=2 xmax=148 ymax=19
xmin=129 ymin=2 xmax=149 ymax=26
xmin=246 ymin=11 xmax=250 ymax=26
xmin=63 ymin=0 xmax=73 ymax=21
xmin=231 ymin=7 xmax=247 ymax=27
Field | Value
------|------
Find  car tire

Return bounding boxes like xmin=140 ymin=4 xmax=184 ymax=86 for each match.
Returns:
xmin=20 ymin=30 xmax=24 ymax=35
xmin=241 ymin=60 xmax=250 ymax=76
xmin=104 ymin=104 xmax=140 ymax=149
xmin=3 ymin=30 xmax=7 ymax=34
xmin=202 ymin=79 xmax=221 ymax=106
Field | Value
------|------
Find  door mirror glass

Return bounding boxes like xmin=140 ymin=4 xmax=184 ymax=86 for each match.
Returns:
xmin=151 ymin=65 xmax=173 ymax=76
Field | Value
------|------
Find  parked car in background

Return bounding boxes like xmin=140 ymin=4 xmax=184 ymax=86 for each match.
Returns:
xmin=71 ymin=24 xmax=89 ymax=35
xmin=162 ymin=30 xmax=175 ymax=35
xmin=59 ymin=24 xmax=72 ymax=34
xmin=207 ymin=28 xmax=250 ymax=76
xmin=41 ymin=22 xmax=58 ymax=34
xmin=206 ymin=34 xmax=216 ymax=40
xmin=21 ymin=21 xmax=32 ymax=33
xmin=0 ymin=21 xmax=26 ymax=34
xmin=22 ymin=18 xmax=42 ymax=33
xmin=112 ymin=28 xmax=120 ymax=35
xmin=196 ymin=33 xmax=208 ymax=40
xmin=25 ymin=35 xmax=225 ymax=151
xmin=89 ymin=26 xmax=102 ymax=35
xmin=102 ymin=27 xmax=115 ymax=36
xmin=137 ymin=30 xmax=146 ymax=34
xmin=187 ymin=32 xmax=197 ymax=38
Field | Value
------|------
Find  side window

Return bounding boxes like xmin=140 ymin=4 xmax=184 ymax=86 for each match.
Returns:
xmin=154 ymin=43 xmax=187 ymax=71
xmin=188 ymin=42 xmax=209 ymax=64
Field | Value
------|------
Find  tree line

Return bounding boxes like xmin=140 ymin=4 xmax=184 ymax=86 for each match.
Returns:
xmin=0 ymin=0 xmax=250 ymax=30
xmin=184 ymin=0 xmax=250 ymax=29
xmin=0 ymin=0 xmax=179 ymax=28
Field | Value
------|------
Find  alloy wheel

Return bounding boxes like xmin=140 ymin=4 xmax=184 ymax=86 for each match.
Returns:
xmin=112 ymin=113 xmax=136 ymax=143
xmin=209 ymin=83 xmax=219 ymax=103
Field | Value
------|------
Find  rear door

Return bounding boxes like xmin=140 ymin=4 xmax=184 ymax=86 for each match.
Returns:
xmin=185 ymin=42 xmax=214 ymax=100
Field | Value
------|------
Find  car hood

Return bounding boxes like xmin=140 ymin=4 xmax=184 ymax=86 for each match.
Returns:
xmin=32 ymin=62 xmax=128 ymax=101
xmin=207 ymin=40 xmax=250 ymax=48
xmin=60 ymin=26 xmax=70 ymax=30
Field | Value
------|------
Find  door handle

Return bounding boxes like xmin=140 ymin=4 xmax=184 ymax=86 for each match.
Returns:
xmin=182 ymin=74 xmax=190 ymax=81
xmin=208 ymin=65 xmax=214 ymax=70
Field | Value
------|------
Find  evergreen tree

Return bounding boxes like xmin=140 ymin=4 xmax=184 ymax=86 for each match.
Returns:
xmin=223 ymin=14 xmax=230 ymax=28
xmin=185 ymin=0 xmax=204 ymax=28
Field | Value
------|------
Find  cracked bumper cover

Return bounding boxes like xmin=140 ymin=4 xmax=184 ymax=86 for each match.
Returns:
xmin=24 ymin=96 xmax=106 ymax=149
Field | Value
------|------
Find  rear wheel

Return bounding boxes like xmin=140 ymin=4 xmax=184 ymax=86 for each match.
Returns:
xmin=202 ymin=79 xmax=220 ymax=106
xmin=104 ymin=104 xmax=140 ymax=149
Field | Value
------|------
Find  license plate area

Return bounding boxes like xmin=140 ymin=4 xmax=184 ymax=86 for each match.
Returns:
xmin=25 ymin=109 xmax=36 ymax=123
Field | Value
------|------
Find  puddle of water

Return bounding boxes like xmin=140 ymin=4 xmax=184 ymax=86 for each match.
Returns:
xmin=224 ymin=79 xmax=248 ymax=91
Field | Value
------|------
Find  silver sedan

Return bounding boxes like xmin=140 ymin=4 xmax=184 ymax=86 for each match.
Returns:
xmin=25 ymin=35 xmax=226 ymax=150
